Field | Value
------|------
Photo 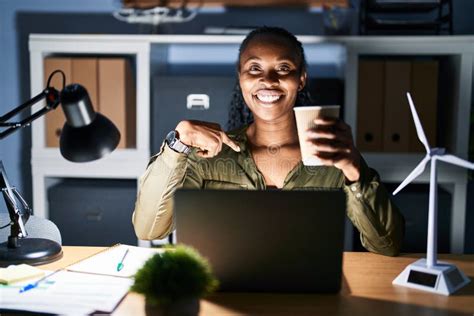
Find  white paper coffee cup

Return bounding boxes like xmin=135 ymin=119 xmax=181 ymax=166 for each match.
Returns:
xmin=294 ymin=105 xmax=340 ymax=166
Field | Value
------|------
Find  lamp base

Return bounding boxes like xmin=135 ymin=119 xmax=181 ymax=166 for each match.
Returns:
xmin=0 ymin=238 xmax=62 ymax=267
xmin=393 ymin=258 xmax=470 ymax=295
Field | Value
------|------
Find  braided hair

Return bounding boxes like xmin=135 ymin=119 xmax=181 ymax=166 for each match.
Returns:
xmin=227 ymin=26 xmax=313 ymax=131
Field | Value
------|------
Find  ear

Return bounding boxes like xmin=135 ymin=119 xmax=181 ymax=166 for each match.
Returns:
xmin=298 ymin=71 xmax=307 ymax=91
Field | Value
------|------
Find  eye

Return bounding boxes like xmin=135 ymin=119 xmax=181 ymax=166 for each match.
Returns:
xmin=277 ymin=65 xmax=291 ymax=74
xmin=248 ymin=65 xmax=262 ymax=74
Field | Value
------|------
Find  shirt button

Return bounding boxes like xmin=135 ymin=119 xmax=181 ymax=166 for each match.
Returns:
xmin=356 ymin=192 xmax=362 ymax=198
xmin=351 ymin=185 xmax=357 ymax=192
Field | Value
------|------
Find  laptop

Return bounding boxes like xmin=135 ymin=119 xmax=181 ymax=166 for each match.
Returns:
xmin=174 ymin=189 xmax=346 ymax=293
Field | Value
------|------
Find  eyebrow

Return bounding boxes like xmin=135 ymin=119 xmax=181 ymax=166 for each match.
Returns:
xmin=242 ymin=56 xmax=297 ymax=65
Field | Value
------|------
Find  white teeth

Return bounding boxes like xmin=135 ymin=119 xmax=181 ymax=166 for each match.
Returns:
xmin=256 ymin=94 xmax=281 ymax=103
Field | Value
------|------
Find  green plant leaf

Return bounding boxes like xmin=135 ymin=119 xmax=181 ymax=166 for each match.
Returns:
xmin=131 ymin=245 xmax=219 ymax=306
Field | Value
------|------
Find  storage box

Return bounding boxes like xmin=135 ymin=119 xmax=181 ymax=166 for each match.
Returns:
xmin=48 ymin=179 xmax=138 ymax=246
xmin=152 ymin=75 xmax=236 ymax=153
xmin=409 ymin=60 xmax=438 ymax=152
xmin=357 ymin=59 xmax=385 ymax=151
xmin=44 ymin=57 xmax=135 ymax=148
xmin=44 ymin=57 xmax=72 ymax=147
xmin=98 ymin=58 xmax=136 ymax=149
xmin=356 ymin=58 xmax=439 ymax=153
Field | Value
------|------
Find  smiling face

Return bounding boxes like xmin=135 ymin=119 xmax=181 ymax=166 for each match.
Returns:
xmin=238 ymin=34 xmax=307 ymax=123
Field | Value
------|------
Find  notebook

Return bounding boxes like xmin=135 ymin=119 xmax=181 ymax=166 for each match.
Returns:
xmin=67 ymin=244 xmax=163 ymax=278
xmin=0 ymin=264 xmax=45 ymax=284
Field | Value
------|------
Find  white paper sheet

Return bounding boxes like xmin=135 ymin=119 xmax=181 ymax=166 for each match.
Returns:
xmin=67 ymin=244 xmax=164 ymax=278
xmin=0 ymin=270 xmax=133 ymax=315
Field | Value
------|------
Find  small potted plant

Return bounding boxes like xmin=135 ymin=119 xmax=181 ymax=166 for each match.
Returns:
xmin=131 ymin=245 xmax=219 ymax=316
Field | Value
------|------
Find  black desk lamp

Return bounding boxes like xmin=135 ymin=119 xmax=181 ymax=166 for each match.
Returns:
xmin=0 ymin=70 xmax=120 ymax=266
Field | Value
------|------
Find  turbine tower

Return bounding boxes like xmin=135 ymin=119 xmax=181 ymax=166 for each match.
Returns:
xmin=392 ymin=92 xmax=473 ymax=295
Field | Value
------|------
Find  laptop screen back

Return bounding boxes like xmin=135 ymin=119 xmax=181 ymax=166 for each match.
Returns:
xmin=174 ymin=189 xmax=346 ymax=293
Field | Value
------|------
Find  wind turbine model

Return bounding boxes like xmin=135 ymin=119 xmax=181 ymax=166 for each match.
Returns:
xmin=392 ymin=92 xmax=473 ymax=295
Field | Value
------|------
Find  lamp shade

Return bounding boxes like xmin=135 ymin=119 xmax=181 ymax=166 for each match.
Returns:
xmin=59 ymin=84 xmax=121 ymax=162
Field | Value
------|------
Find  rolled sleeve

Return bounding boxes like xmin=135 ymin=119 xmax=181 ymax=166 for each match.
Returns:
xmin=132 ymin=142 xmax=189 ymax=240
xmin=343 ymin=158 xmax=405 ymax=256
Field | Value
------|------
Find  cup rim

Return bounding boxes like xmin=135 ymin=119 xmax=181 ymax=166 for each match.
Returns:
xmin=293 ymin=105 xmax=340 ymax=111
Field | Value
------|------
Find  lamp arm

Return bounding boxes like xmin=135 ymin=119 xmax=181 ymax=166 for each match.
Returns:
xmin=0 ymin=88 xmax=60 ymax=140
xmin=0 ymin=161 xmax=30 ymax=247
xmin=0 ymin=84 xmax=60 ymax=248
xmin=1 ymin=186 xmax=29 ymax=239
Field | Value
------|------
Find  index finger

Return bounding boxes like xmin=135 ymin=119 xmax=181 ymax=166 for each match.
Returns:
xmin=221 ymin=132 xmax=241 ymax=152
xmin=314 ymin=116 xmax=338 ymax=125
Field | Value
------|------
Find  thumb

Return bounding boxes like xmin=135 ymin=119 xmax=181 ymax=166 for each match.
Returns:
xmin=221 ymin=133 xmax=241 ymax=152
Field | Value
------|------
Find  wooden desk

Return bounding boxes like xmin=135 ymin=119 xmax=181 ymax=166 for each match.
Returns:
xmin=41 ymin=247 xmax=474 ymax=315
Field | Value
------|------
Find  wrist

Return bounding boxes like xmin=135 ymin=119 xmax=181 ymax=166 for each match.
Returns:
xmin=166 ymin=129 xmax=191 ymax=155
xmin=175 ymin=120 xmax=192 ymax=147
xmin=342 ymin=154 xmax=361 ymax=183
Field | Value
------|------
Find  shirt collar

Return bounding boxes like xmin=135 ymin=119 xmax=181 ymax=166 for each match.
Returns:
xmin=228 ymin=125 xmax=250 ymax=152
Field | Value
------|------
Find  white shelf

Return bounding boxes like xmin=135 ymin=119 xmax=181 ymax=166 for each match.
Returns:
xmin=29 ymin=35 xmax=151 ymax=222
xmin=29 ymin=34 xmax=474 ymax=253
xmin=29 ymin=33 xmax=474 ymax=46
xmin=32 ymin=149 xmax=149 ymax=178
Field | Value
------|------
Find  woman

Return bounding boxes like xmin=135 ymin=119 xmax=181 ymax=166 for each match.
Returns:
xmin=133 ymin=27 xmax=404 ymax=256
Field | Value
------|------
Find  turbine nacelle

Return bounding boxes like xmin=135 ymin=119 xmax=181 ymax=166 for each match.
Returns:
xmin=429 ymin=148 xmax=446 ymax=156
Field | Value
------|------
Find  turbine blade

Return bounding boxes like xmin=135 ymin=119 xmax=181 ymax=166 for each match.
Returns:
xmin=437 ymin=154 xmax=474 ymax=170
xmin=393 ymin=155 xmax=430 ymax=195
xmin=407 ymin=92 xmax=430 ymax=153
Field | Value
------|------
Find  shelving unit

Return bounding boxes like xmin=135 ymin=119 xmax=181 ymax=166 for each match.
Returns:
xmin=344 ymin=36 xmax=473 ymax=254
xmin=29 ymin=36 xmax=150 ymax=226
xmin=29 ymin=34 xmax=473 ymax=252
xmin=359 ymin=0 xmax=453 ymax=35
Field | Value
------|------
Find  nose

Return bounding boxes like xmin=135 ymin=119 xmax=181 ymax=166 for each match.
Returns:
xmin=259 ymin=70 xmax=279 ymax=87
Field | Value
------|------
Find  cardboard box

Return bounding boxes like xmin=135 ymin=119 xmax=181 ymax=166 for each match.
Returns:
xmin=409 ymin=60 xmax=438 ymax=152
xmin=44 ymin=58 xmax=72 ymax=147
xmin=45 ymin=56 xmax=136 ymax=149
xmin=72 ymin=58 xmax=99 ymax=109
xmin=98 ymin=58 xmax=136 ymax=148
xmin=44 ymin=57 xmax=101 ymax=147
xmin=356 ymin=59 xmax=385 ymax=152
xmin=383 ymin=61 xmax=412 ymax=152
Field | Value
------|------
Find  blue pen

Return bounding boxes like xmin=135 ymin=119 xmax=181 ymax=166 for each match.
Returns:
xmin=116 ymin=249 xmax=129 ymax=272
xmin=19 ymin=269 xmax=61 ymax=293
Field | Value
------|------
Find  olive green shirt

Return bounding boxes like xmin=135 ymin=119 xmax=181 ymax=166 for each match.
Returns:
xmin=132 ymin=126 xmax=404 ymax=256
